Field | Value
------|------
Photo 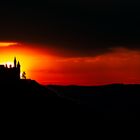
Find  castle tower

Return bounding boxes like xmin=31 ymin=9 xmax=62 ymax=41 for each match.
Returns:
xmin=14 ymin=57 xmax=17 ymax=68
xmin=0 ymin=57 xmax=22 ymax=81
xmin=17 ymin=61 xmax=21 ymax=79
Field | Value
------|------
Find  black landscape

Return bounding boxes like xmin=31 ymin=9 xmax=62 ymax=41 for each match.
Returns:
xmin=1 ymin=79 xmax=140 ymax=120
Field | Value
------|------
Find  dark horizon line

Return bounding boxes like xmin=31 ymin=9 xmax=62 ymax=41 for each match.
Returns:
xmin=44 ymin=83 xmax=140 ymax=87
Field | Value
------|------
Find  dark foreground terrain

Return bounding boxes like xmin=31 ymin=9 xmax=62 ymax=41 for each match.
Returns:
xmin=48 ymin=84 xmax=140 ymax=120
xmin=1 ymin=80 xmax=140 ymax=120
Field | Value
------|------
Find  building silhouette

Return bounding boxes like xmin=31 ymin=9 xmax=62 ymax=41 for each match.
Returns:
xmin=0 ymin=57 xmax=20 ymax=81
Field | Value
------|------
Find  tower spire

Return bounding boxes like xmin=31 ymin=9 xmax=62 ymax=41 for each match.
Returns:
xmin=17 ymin=61 xmax=20 ymax=67
xmin=14 ymin=57 xmax=17 ymax=68
xmin=17 ymin=61 xmax=21 ymax=79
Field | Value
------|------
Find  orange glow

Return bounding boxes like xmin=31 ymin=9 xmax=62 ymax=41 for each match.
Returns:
xmin=0 ymin=43 xmax=54 ymax=81
xmin=39 ymin=47 xmax=140 ymax=85
xmin=0 ymin=42 xmax=18 ymax=47
xmin=0 ymin=42 xmax=140 ymax=85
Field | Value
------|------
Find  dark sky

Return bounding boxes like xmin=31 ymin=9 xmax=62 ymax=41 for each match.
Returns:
xmin=0 ymin=0 xmax=140 ymax=56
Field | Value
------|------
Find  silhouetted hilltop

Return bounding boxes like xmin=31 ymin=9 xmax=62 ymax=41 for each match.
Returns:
xmin=0 ymin=79 xmax=54 ymax=97
xmin=0 ymin=79 xmax=84 ymax=121
xmin=1 ymin=80 xmax=140 ymax=120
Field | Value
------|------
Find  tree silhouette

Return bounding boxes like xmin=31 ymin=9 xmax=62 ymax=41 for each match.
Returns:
xmin=22 ymin=71 xmax=26 ymax=79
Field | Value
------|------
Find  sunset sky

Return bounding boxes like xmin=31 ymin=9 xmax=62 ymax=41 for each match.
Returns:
xmin=0 ymin=0 xmax=140 ymax=85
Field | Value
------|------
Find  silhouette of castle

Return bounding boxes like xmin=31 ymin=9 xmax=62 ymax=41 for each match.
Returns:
xmin=0 ymin=57 xmax=20 ymax=81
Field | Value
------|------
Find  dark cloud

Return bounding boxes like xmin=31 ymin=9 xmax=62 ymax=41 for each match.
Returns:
xmin=0 ymin=0 xmax=140 ymax=56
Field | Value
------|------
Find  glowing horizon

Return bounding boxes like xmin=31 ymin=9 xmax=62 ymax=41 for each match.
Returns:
xmin=0 ymin=42 xmax=140 ymax=85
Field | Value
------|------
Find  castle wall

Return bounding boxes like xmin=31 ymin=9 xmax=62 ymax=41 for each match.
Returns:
xmin=0 ymin=58 xmax=20 ymax=81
